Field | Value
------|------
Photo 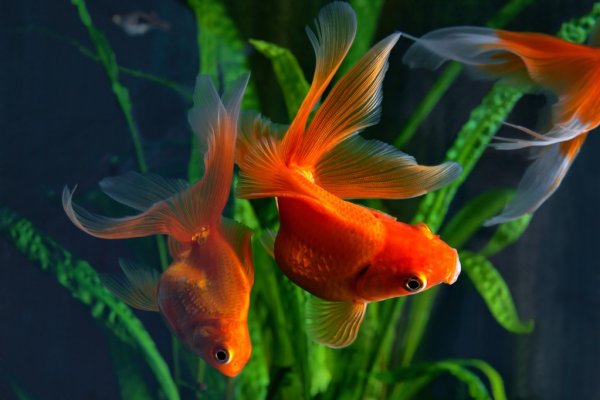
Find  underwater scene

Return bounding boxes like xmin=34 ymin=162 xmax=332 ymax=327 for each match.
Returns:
xmin=1 ymin=0 xmax=599 ymax=399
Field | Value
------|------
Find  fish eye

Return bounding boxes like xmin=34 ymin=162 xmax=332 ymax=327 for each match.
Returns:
xmin=213 ymin=348 xmax=230 ymax=364
xmin=404 ymin=276 xmax=424 ymax=292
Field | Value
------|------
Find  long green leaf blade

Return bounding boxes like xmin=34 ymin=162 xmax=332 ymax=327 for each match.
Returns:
xmin=480 ymin=215 xmax=532 ymax=258
xmin=378 ymin=359 xmax=494 ymax=400
xmin=441 ymin=189 xmax=514 ymax=249
xmin=0 ymin=208 xmax=179 ymax=400
xmin=461 ymin=251 xmax=534 ymax=334
xmin=249 ymin=39 xmax=310 ymax=119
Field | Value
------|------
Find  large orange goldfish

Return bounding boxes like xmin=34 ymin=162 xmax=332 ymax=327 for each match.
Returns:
xmin=402 ymin=25 xmax=600 ymax=224
xmin=236 ymin=2 xmax=462 ymax=348
xmin=62 ymin=75 xmax=254 ymax=376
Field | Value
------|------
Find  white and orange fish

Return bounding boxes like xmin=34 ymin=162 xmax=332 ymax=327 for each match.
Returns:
xmin=236 ymin=2 xmax=461 ymax=348
xmin=63 ymin=74 xmax=254 ymax=376
xmin=402 ymin=25 xmax=600 ymax=224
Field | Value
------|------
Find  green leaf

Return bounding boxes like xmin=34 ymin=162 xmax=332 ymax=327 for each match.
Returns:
xmin=441 ymin=189 xmax=514 ymax=249
xmin=250 ymin=39 xmax=310 ymax=120
xmin=461 ymin=251 xmax=534 ymax=334
xmin=0 ymin=208 xmax=180 ymax=400
xmin=107 ymin=335 xmax=155 ymax=400
xmin=3 ymin=371 xmax=34 ymax=400
xmin=378 ymin=359 xmax=498 ymax=400
xmin=480 ymin=215 xmax=532 ymax=258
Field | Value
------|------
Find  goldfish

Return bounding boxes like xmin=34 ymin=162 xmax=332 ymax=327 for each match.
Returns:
xmin=401 ymin=24 xmax=600 ymax=225
xmin=62 ymin=74 xmax=254 ymax=376
xmin=236 ymin=2 xmax=462 ymax=348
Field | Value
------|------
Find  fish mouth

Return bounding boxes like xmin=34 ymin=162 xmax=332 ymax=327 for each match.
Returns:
xmin=446 ymin=252 xmax=461 ymax=284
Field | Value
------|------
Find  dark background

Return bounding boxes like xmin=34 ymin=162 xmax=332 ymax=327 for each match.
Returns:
xmin=1 ymin=0 xmax=598 ymax=399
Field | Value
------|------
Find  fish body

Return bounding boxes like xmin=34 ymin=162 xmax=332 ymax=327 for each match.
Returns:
xmin=63 ymin=74 xmax=253 ymax=376
xmin=402 ymin=26 xmax=600 ymax=224
xmin=237 ymin=2 xmax=461 ymax=348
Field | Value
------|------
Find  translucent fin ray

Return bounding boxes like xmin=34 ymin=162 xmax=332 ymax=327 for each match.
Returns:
xmin=315 ymin=135 xmax=462 ymax=199
xmin=306 ymin=296 xmax=367 ymax=348
xmin=296 ymin=33 xmax=400 ymax=165
xmin=100 ymin=259 xmax=160 ymax=312
xmin=282 ymin=1 xmax=357 ymax=160
xmin=188 ymin=74 xmax=250 ymax=221
xmin=485 ymin=134 xmax=587 ymax=225
xmin=100 ymin=171 xmax=189 ymax=211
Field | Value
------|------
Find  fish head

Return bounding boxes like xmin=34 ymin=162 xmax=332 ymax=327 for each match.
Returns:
xmin=190 ymin=318 xmax=252 ymax=377
xmin=357 ymin=220 xmax=460 ymax=301
xmin=157 ymin=260 xmax=253 ymax=377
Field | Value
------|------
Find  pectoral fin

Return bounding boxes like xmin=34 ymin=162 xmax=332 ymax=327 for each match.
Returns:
xmin=101 ymin=259 xmax=160 ymax=312
xmin=306 ymin=295 xmax=367 ymax=348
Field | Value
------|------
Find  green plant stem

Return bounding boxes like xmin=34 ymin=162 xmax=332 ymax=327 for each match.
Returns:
xmin=394 ymin=63 xmax=462 ymax=149
xmin=394 ymin=0 xmax=536 ymax=149
xmin=15 ymin=27 xmax=192 ymax=99
xmin=355 ymin=298 xmax=406 ymax=400
xmin=69 ymin=0 xmax=173 ymax=385
xmin=0 ymin=208 xmax=179 ymax=400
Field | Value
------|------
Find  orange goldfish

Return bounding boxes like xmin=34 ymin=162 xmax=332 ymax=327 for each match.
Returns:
xmin=236 ymin=2 xmax=461 ymax=348
xmin=402 ymin=25 xmax=600 ymax=224
xmin=62 ymin=74 xmax=254 ymax=376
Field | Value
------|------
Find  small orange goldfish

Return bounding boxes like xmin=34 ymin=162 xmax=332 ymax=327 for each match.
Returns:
xmin=402 ymin=25 xmax=600 ymax=224
xmin=236 ymin=2 xmax=461 ymax=348
xmin=62 ymin=74 xmax=254 ymax=376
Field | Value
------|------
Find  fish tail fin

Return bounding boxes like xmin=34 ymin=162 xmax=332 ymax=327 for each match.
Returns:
xmin=404 ymin=27 xmax=600 ymax=140
xmin=238 ymin=5 xmax=460 ymax=200
xmin=485 ymin=133 xmax=587 ymax=225
xmin=402 ymin=27 xmax=533 ymax=87
xmin=237 ymin=2 xmax=357 ymax=199
xmin=64 ymin=74 xmax=249 ymax=243
xmin=236 ymin=111 xmax=298 ymax=199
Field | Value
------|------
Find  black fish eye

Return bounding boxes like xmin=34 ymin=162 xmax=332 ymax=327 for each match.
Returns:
xmin=214 ymin=348 xmax=230 ymax=364
xmin=404 ymin=276 xmax=423 ymax=292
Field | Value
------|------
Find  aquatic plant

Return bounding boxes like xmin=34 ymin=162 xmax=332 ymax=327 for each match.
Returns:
xmin=2 ymin=0 xmax=600 ymax=399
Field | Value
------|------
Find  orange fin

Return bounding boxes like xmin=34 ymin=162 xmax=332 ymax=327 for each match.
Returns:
xmin=315 ymin=135 xmax=461 ymax=199
xmin=188 ymin=73 xmax=249 ymax=221
xmin=101 ymin=259 xmax=160 ymax=312
xmin=485 ymin=134 xmax=587 ymax=225
xmin=281 ymin=2 xmax=357 ymax=161
xmin=64 ymin=75 xmax=248 ymax=243
xmin=219 ymin=217 xmax=254 ymax=282
xmin=306 ymin=295 xmax=367 ymax=348
xmin=404 ymin=27 xmax=600 ymax=141
xmin=295 ymin=33 xmax=400 ymax=166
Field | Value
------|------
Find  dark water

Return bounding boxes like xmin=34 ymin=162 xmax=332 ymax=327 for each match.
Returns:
xmin=1 ymin=0 xmax=599 ymax=399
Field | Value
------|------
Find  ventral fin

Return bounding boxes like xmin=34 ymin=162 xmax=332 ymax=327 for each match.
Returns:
xmin=101 ymin=259 xmax=160 ymax=312
xmin=219 ymin=217 xmax=254 ymax=282
xmin=306 ymin=295 xmax=367 ymax=348
xmin=257 ymin=228 xmax=277 ymax=258
xmin=315 ymin=135 xmax=461 ymax=199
